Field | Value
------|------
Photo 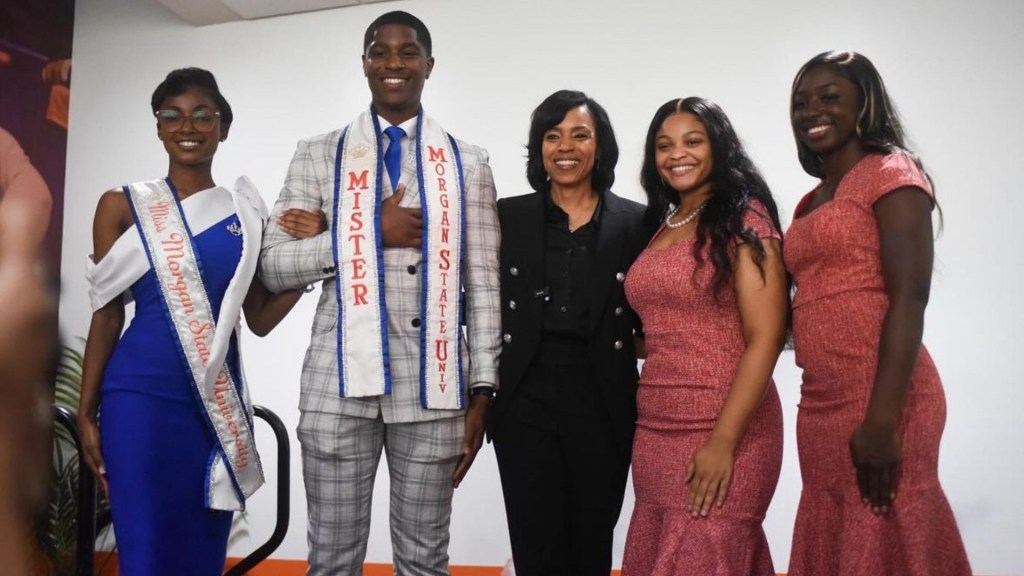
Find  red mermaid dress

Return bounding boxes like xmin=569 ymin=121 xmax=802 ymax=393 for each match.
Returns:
xmin=622 ymin=206 xmax=783 ymax=576
xmin=783 ymin=153 xmax=971 ymax=575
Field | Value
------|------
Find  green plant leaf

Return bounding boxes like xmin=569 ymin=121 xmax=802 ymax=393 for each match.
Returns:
xmin=54 ymin=340 xmax=85 ymax=410
xmin=37 ymin=336 xmax=114 ymax=573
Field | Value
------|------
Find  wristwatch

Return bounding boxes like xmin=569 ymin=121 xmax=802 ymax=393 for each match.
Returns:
xmin=469 ymin=386 xmax=495 ymax=403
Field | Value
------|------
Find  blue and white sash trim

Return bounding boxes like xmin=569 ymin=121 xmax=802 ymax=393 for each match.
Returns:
xmin=122 ymin=178 xmax=265 ymax=510
xmin=417 ymin=128 xmax=467 ymax=410
xmin=332 ymin=108 xmax=466 ymax=409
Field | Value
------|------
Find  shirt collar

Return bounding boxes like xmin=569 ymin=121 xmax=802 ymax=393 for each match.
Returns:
xmin=376 ymin=114 xmax=419 ymax=143
xmin=543 ymin=189 xmax=604 ymax=230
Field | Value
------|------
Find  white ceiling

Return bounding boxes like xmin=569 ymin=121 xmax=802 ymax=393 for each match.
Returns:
xmin=156 ymin=0 xmax=399 ymax=26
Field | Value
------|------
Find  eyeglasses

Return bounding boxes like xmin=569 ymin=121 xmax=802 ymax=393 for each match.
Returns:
xmin=155 ymin=109 xmax=221 ymax=133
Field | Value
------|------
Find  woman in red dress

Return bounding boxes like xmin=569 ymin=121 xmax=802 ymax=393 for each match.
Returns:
xmin=622 ymin=97 xmax=788 ymax=575
xmin=784 ymin=50 xmax=972 ymax=575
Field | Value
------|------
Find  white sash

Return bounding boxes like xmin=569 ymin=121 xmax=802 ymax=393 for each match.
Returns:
xmin=332 ymin=108 xmax=466 ymax=409
xmin=119 ymin=178 xmax=265 ymax=510
xmin=86 ymin=179 xmax=268 ymax=312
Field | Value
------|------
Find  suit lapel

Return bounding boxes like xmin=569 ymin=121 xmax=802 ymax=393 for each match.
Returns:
xmin=589 ymin=192 xmax=627 ymax=332
xmin=520 ymin=193 xmax=547 ymax=295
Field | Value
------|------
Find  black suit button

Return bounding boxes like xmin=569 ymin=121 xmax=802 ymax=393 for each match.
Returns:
xmin=322 ymin=266 xmax=335 ymax=274
xmin=411 ymin=318 xmax=421 ymax=328
xmin=407 ymin=265 xmax=417 ymax=275
xmin=614 ymin=340 xmax=624 ymax=350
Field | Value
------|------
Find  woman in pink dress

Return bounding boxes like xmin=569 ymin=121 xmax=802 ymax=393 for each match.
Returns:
xmin=622 ymin=97 xmax=788 ymax=575
xmin=784 ymin=50 xmax=971 ymax=575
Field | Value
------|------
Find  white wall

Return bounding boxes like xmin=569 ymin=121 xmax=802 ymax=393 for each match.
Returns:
xmin=60 ymin=0 xmax=1024 ymax=572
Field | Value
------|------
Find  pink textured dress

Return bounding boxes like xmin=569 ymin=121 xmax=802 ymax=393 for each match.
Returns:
xmin=622 ymin=206 xmax=783 ymax=576
xmin=784 ymin=153 xmax=971 ymax=575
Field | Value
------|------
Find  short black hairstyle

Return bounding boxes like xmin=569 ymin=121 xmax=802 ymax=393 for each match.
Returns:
xmin=150 ymin=67 xmax=233 ymax=129
xmin=363 ymin=11 xmax=432 ymax=57
xmin=525 ymin=90 xmax=618 ymax=194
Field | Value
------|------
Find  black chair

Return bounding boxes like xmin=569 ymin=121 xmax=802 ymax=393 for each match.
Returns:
xmin=52 ymin=404 xmax=290 ymax=576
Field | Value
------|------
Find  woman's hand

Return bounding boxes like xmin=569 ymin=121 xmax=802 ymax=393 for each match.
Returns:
xmin=849 ymin=419 xmax=901 ymax=513
xmin=277 ymin=208 xmax=326 ymax=239
xmin=77 ymin=415 xmax=109 ymax=496
xmin=685 ymin=436 xmax=736 ymax=517
xmin=682 ymin=237 xmax=787 ymax=519
xmin=78 ymin=191 xmax=130 ymax=498
xmin=452 ymin=393 xmax=489 ymax=489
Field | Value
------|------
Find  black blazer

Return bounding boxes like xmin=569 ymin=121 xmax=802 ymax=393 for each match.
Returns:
xmin=489 ymin=189 xmax=653 ymax=456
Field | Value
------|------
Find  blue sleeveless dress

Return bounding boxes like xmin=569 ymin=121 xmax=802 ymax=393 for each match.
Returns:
xmin=100 ymin=209 xmax=244 ymax=575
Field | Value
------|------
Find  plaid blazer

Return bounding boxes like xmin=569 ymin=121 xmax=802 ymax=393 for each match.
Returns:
xmin=259 ymin=124 xmax=501 ymax=423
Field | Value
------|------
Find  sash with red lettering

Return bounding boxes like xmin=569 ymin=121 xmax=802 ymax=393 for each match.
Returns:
xmin=120 ymin=178 xmax=264 ymax=510
xmin=332 ymin=108 xmax=466 ymax=409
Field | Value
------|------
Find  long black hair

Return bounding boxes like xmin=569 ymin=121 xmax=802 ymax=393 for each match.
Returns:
xmin=791 ymin=50 xmax=938 ymax=228
xmin=641 ymin=97 xmax=782 ymax=297
xmin=791 ymin=51 xmax=930 ymax=181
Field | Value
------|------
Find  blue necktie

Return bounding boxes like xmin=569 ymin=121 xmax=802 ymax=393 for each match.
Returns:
xmin=383 ymin=126 xmax=406 ymax=192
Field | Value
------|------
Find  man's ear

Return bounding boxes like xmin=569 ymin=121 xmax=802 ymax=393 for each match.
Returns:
xmin=425 ymin=56 xmax=435 ymax=79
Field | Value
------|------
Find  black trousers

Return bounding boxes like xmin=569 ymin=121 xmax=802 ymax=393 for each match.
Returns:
xmin=493 ymin=339 xmax=630 ymax=576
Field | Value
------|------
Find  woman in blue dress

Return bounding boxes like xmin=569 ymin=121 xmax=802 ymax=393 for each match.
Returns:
xmin=77 ymin=68 xmax=322 ymax=575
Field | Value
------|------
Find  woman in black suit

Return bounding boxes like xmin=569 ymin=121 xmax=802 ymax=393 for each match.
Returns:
xmin=490 ymin=90 xmax=652 ymax=576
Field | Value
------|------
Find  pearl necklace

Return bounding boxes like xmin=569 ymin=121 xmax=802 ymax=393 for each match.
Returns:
xmin=664 ymin=201 xmax=707 ymax=229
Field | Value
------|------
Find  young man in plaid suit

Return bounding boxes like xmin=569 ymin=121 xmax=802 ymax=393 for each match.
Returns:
xmin=259 ymin=11 xmax=500 ymax=575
